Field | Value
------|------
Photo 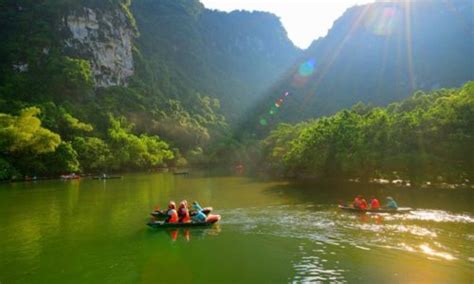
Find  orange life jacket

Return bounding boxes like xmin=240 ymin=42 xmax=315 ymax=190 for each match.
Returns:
xmin=166 ymin=209 xmax=179 ymax=223
xmin=178 ymin=207 xmax=191 ymax=223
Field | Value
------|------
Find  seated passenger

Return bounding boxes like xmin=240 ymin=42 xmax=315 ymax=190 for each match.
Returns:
xmin=178 ymin=200 xmax=191 ymax=223
xmin=385 ymin=196 xmax=398 ymax=209
xmin=359 ymin=197 xmax=368 ymax=210
xmin=353 ymin=195 xmax=362 ymax=208
xmin=165 ymin=201 xmax=179 ymax=223
xmin=192 ymin=201 xmax=203 ymax=211
xmin=370 ymin=196 xmax=380 ymax=209
xmin=191 ymin=201 xmax=207 ymax=223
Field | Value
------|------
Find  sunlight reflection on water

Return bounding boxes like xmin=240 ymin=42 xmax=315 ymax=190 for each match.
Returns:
xmin=403 ymin=210 xmax=474 ymax=223
xmin=219 ymin=204 xmax=473 ymax=280
xmin=419 ymin=244 xmax=456 ymax=261
xmin=291 ymin=243 xmax=346 ymax=283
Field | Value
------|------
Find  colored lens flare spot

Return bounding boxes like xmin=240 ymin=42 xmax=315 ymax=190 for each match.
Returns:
xmin=298 ymin=59 xmax=316 ymax=77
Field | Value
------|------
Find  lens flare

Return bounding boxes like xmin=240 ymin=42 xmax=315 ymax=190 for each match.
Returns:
xmin=258 ymin=91 xmax=291 ymax=127
xmin=298 ymin=59 xmax=316 ymax=77
xmin=269 ymin=105 xmax=279 ymax=115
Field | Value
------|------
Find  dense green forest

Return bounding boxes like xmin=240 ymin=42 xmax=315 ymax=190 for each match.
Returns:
xmin=0 ymin=0 xmax=178 ymax=178
xmin=261 ymin=81 xmax=474 ymax=184
xmin=0 ymin=0 xmax=472 ymax=182
xmin=0 ymin=0 xmax=297 ymax=179
xmin=131 ymin=0 xmax=299 ymax=124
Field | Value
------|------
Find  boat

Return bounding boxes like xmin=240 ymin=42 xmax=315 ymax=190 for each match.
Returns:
xmin=338 ymin=205 xmax=412 ymax=213
xmin=92 ymin=175 xmax=122 ymax=180
xmin=172 ymin=169 xmax=189 ymax=175
xmin=150 ymin=207 xmax=213 ymax=219
xmin=147 ymin=214 xmax=221 ymax=228
xmin=60 ymin=173 xmax=80 ymax=180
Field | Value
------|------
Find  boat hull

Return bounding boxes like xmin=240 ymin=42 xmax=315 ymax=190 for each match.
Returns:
xmin=338 ymin=205 xmax=411 ymax=213
xmin=92 ymin=176 xmax=122 ymax=180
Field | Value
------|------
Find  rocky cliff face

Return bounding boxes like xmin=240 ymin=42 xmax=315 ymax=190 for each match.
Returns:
xmin=64 ymin=7 xmax=135 ymax=87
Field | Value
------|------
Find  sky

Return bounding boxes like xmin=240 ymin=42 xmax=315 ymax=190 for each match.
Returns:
xmin=200 ymin=0 xmax=375 ymax=49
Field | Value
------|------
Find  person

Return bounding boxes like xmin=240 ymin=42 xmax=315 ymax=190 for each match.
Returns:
xmin=191 ymin=201 xmax=207 ymax=223
xmin=178 ymin=200 xmax=191 ymax=223
xmin=370 ymin=196 xmax=380 ymax=209
xmin=353 ymin=195 xmax=367 ymax=209
xmin=385 ymin=196 xmax=398 ymax=209
xmin=353 ymin=195 xmax=362 ymax=208
xmin=359 ymin=196 xmax=368 ymax=210
xmin=165 ymin=201 xmax=179 ymax=223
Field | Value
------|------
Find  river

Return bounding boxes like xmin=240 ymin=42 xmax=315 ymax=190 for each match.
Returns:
xmin=0 ymin=172 xmax=473 ymax=283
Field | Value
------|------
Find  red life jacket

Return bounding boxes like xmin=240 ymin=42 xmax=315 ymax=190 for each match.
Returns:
xmin=360 ymin=199 xmax=368 ymax=209
xmin=166 ymin=209 xmax=179 ymax=223
xmin=371 ymin=199 xmax=380 ymax=209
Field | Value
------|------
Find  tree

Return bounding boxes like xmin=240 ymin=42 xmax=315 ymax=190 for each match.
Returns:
xmin=0 ymin=107 xmax=60 ymax=154
xmin=73 ymin=137 xmax=112 ymax=172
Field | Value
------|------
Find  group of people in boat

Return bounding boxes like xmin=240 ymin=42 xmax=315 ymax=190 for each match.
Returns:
xmin=157 ymin=200 xmax=208 ymax=223
xmin=352 ymin=195 xmax=398 ymax=210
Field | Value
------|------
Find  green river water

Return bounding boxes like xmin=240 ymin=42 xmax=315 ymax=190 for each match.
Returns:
xmin=0 ymin=172 xmax=473 ymax=283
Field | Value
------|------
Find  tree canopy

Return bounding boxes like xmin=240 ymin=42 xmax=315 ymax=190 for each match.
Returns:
xmin=261 ymin=82 xmax=474 ymax=184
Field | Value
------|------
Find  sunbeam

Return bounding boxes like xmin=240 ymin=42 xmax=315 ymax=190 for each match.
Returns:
xmin=297 ymin=4 xmax=372 ymax=114
xmin=403 ymin=0 xmax=416 ymax=93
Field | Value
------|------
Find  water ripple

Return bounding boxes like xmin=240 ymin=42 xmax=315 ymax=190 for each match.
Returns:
xmin=399 ymin=210 xmax=474 ymax=223
xmin=218 ymin=204 xmax=474 ymax=266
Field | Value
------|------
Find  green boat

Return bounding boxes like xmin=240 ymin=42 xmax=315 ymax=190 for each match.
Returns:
xmin=338 ymin=205 xmax=412 ymax=213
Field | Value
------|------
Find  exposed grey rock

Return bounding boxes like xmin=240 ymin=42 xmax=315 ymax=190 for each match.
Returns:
xmin=13 ymin=63 xmax=29 ymax=72
xmin=65 ymin=7 xmax=134 ymax=87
